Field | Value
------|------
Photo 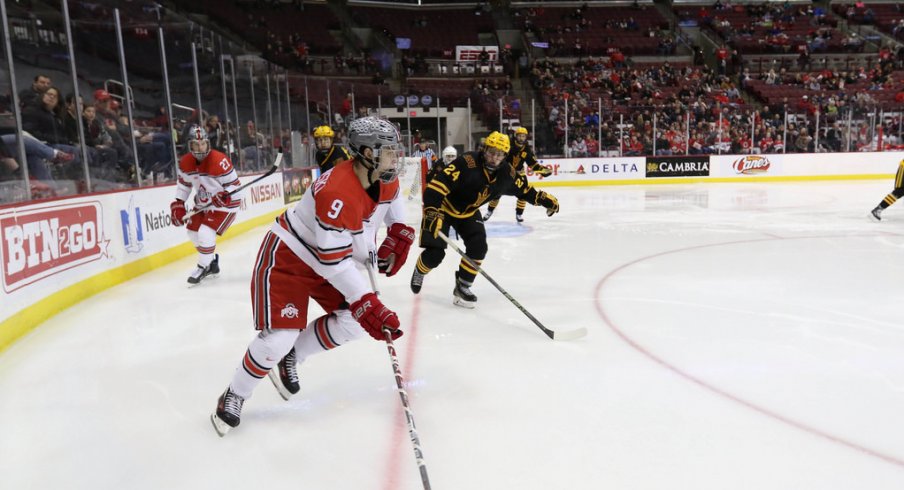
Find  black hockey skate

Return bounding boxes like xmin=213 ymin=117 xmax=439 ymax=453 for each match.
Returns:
xmin=208 ymin=254 xmax=220 ymax=274
xmin=515 ymin=212 xmax=524 ymax=224
xmin=411 ymin=267 xmax=425 ymax=294
xmin=452 ymin=275 xmax=477 ymax=309
xmin=268 ymin=348 xmax=300 ymax=401
xmin=870 ymin=206 xmax=883 ymax=221
xmin=187 ymin=264 xmax=211 ymax=285
xmin=211 ymin=387 xmax=245 ymax=437
xmin=482 ymin=209 xmax=494 ymax=221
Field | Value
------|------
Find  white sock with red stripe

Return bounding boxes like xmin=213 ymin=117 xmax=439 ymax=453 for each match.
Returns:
xmin=189 ymin=226 xmax=217 ymax=268
xmin=293 ymin=311 xmax=366 ymax=363
xmin=229 ymin=329 xmax=298 ymax=399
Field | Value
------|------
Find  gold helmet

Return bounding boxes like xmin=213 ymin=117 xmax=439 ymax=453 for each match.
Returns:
xmin=484 ymin=131 xmax=510 ymax=154
xmin=514 ymin=127 xmax=528 ymax=135
xmin=313 ymin=125 xmax=335 ymax=138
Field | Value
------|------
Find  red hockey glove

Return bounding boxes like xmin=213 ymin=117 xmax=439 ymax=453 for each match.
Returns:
xmin=537 ymin=191 xmax=560 ymax=217
xmin=212 ymin=190 xmax=232 ymax=208
xmin=350 ymin=292 xmax=403 ymax=342
xmin=378 ymin=223 xmax=415 ymax=277
xmin=170 ymin=199 xmax=186 ymax=226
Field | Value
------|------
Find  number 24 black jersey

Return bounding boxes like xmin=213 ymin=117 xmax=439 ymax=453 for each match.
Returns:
xmin=423 ymin=150 xmax=545 ymax=219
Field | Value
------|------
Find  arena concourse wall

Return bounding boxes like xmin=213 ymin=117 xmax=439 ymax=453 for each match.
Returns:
xmin=1 ymin=152 xmax=901 ymax=352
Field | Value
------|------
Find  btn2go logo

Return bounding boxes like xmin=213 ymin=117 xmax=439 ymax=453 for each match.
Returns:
xmin=1 ymin=202 xmax=110 ymax=292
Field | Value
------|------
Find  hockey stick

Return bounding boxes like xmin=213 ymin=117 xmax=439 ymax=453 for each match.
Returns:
xmin=185 ymin=149 xmax=284 ymax=220
xmin=365 ymin=262 xmax=433 ymax=490
xmin=437 ymin=231 xmax=587 ymax=341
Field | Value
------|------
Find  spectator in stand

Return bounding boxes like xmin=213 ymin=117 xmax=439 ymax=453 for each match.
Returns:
xmin=21 ymin=86 xmax=81 ymax=179
xmin=0 ymin=131 xmax=74 ymax=184
xmin=569 ymin=137 xmax=587 ymax=157
xmin=206 ymin=115 xmax=225 ymax=152
xmin=80 ymin=103 xmax=123 ymax=182
xmin=585 ymin=134 xmax=599 ymax=157
xmin=19 ymin=74 xmax=51 ymax=109
xmin=242 ymin=121 xmax=266 ymax=170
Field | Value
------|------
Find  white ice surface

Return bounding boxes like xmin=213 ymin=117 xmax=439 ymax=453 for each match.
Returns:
xmin=2 ymin=181 xmax=904 ymax=489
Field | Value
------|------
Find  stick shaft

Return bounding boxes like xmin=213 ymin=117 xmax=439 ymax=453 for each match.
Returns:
xmin=365 ymin=263 xmax=432 ymax=490
xmin=186 ymin=151 xmax=283 ymax=219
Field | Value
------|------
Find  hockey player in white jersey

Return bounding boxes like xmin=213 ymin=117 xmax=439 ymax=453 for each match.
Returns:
xmin=211 ymin=117 xmax=414 ymax=436
xmin=170 ymin=126 xmax=242 ymax=285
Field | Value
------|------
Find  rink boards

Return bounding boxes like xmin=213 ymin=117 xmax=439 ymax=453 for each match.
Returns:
xmin=1 ymin=151 xmax=901 ymax=352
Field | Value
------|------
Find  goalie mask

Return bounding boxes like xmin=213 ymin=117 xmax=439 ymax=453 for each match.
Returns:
xmin=442 ymin=146 xmax=457 ymax=165
xmin=348 ymin=116 xmax=403 ymax=184
xmin=188 ymin=125 xmax=210 ymax=161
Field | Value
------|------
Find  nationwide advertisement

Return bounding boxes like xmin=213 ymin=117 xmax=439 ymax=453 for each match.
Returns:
xmin=645 ymin=156 xmax=710 ymax=178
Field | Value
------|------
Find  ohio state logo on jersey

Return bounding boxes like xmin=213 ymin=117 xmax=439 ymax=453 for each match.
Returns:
xmin=280 ymin=303 xmax=299 ymax=318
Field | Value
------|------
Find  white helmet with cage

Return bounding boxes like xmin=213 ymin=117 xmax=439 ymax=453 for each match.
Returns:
xmin=348 ymin=116 xmax=403 ymax=183
xmin=187 ymin=125 xmax=210 ymax=161
xmin=442 ymin=146 xmax=457 ymax=164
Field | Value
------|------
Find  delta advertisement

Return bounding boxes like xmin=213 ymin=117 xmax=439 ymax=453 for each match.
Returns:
xmin=532 ymin=157 xmax=645 ymax=182
xmin=1 ymin=171 xmax=287 ymax=326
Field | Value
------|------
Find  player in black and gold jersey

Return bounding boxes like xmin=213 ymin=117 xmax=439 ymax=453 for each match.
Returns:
xmin=483 ymin=126 xmax=552 ymax=223
xmin=410 ymin=131 xmax=560 ymax=308
xmin=313 ymin=125 xmax=351 ymax=173
xmin=870 ymin=158 xmax=904 ymax=221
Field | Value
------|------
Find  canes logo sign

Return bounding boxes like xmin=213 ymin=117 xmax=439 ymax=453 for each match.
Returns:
xmin=1 ymin=202 xmax=110 ymax=292
xmin=732 ymin=155 xmax=771 ymax=175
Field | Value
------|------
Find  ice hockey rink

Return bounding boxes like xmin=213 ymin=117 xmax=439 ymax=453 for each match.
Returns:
xmin=2 ymin=180 xmax=904 ymax=489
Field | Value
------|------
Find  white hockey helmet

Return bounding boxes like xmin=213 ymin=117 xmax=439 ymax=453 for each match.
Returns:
xmin=187 ymin=125 xmax=210 ymax=161
xmin=442 ymin=146 xmax=457 ymax=164
xmin=348 ymin=116 xmax=403 ymax=183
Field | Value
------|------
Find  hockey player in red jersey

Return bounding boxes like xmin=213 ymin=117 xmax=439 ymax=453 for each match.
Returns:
xmin=170 ymin=125 xmax=242 ymax=285
xmin=211 ymin=116 xmax=414 ymax=436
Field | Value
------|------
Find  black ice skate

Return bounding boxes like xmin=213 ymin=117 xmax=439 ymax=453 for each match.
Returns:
xmin=268 ymin=348 xmax=300 ymax=401
xmin=482 ymin=209 xmax=494 ymax=221
xmin=211 ymin=387 xmax=245 ymax=437
xmin=515 ymin=213 xmax=524 ymax=224
xmin=452 ymin=275 xmax=477 ymax=309
xmin=411 ymin=267 xmax=425 ymax=294
xmin=208 ymin=254 xmax=220 ymax=274
xmin=187 ymin=264 xmax=212 ymax=285
xmin=870 ymin=206 xmax=883 ymax=221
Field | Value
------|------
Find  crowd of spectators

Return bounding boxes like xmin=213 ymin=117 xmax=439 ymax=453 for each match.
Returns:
xmin=533 ymin=52 xmax=904 ymax=157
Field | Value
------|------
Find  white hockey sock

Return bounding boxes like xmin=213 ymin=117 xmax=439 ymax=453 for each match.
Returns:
xmin=193 ymin=225 xmax=217 ymax=268
xmin=293 ymin=311 xmax=366 ymax=364
xmin=229 ymin=329 xmax=298 ymax=399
